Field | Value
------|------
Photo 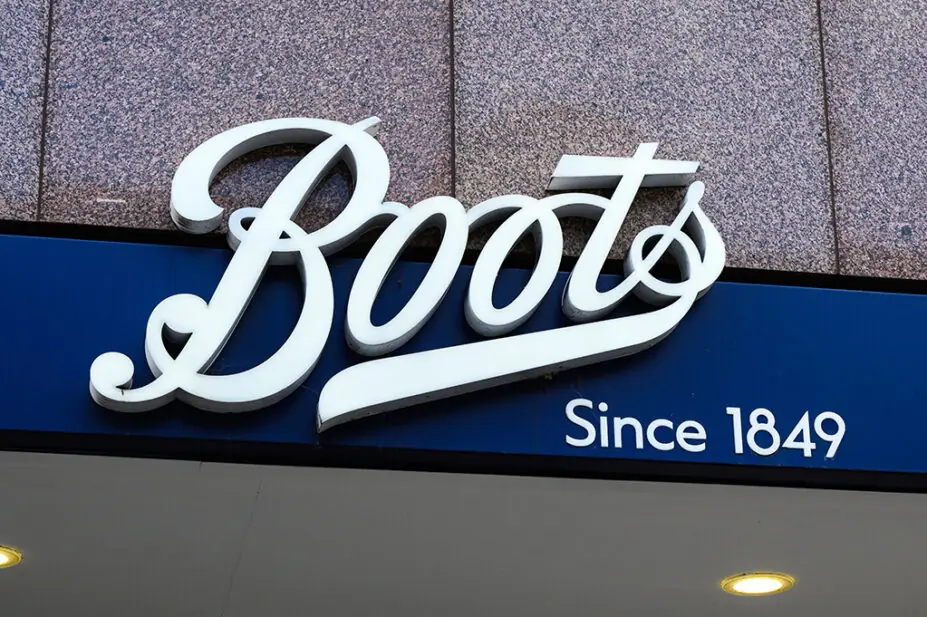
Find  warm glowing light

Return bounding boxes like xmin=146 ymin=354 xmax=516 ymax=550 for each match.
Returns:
xmin=721 ymin=572 xmax=795 ymax=596
xmin=0 ymin=546 xmax=22 ymax=569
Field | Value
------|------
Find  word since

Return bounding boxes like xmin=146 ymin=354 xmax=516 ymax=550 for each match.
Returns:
xmin=565 ymin=398 xmax=707 ymax=452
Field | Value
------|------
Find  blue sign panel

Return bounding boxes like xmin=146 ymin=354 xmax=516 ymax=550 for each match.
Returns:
xmin=0 ymin=233 xmax=924 ymax=475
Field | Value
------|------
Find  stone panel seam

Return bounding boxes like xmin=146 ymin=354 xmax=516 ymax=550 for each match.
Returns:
xmin=449 ymin=0 xmax=457 ymax=197
xmin=34 ymin=0 xmax=55 ymax=221
xmin=815 ymin=0 xmax=842 ymax=273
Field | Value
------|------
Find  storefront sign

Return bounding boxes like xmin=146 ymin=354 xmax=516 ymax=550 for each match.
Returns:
xmin=0 ymin=232 xmax=925 ymax=474
xmin=1 ymin=117 xmax=924 ymax=479
xmin=89 ymin=117 xmax=725 ymax=431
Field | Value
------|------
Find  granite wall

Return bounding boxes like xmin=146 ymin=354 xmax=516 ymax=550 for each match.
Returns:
xmin=0 ymin=0 xmax=923 ymax=278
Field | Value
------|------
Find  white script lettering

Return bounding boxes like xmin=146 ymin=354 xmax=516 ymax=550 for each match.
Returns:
xmin=89 ymin=116 xmax=726 ymax=431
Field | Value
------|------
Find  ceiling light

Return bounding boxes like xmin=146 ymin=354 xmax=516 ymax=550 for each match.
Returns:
xmin=0 ymin=546 xmax=22 ymax=569
xmin=721 ymin=572 xmax=795 ymax=596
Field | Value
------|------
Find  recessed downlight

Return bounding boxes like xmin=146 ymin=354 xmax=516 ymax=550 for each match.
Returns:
xmin=721 ymin=572 xmax=795 ymax=596
xmin=0 ymin=546 xmax=22 ymax=569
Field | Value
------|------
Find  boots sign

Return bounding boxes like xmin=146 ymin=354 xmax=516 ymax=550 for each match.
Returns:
xmin=0 ymin=117 xmax=884 ymax=474
xmin=89 ymin=117 xmax=726 ymax=432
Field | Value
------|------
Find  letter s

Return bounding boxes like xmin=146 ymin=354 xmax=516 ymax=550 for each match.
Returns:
xmin=565 ymin=398 xmax=596 ymax=447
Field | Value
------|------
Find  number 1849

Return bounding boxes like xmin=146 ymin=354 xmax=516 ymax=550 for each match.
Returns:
xmin=725 ymin=407 xmax=845 ymax=458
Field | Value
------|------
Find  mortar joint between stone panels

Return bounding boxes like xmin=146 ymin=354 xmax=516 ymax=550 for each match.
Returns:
xmin=815 ymin=0 xmax=842 ymax=274
xmin=34 ymin=0 xmax=56 ymax=222
xmin=449 ymin=0 xmax=457 ymax=198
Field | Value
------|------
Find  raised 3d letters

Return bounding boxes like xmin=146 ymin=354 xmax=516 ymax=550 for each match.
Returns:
xmin=89 ymin=116 xmax=725 ymax=431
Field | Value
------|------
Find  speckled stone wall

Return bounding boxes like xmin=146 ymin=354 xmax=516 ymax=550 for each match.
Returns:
xmin=0 ymin=0 xmax=926 ymax=278
xmin=455 ymin=0 xmax=833 ymax=272
xmin=40 ymin=0 xmax=452 ymax=231
xmin=0 ymin=0 xmax=49 ymax=220
xmin=821 ymin=0 xmax=927 ymax=279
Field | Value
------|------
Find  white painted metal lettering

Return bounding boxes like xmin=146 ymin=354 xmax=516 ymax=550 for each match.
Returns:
xmin=89 ymin=116 xmax=726 ymax=431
